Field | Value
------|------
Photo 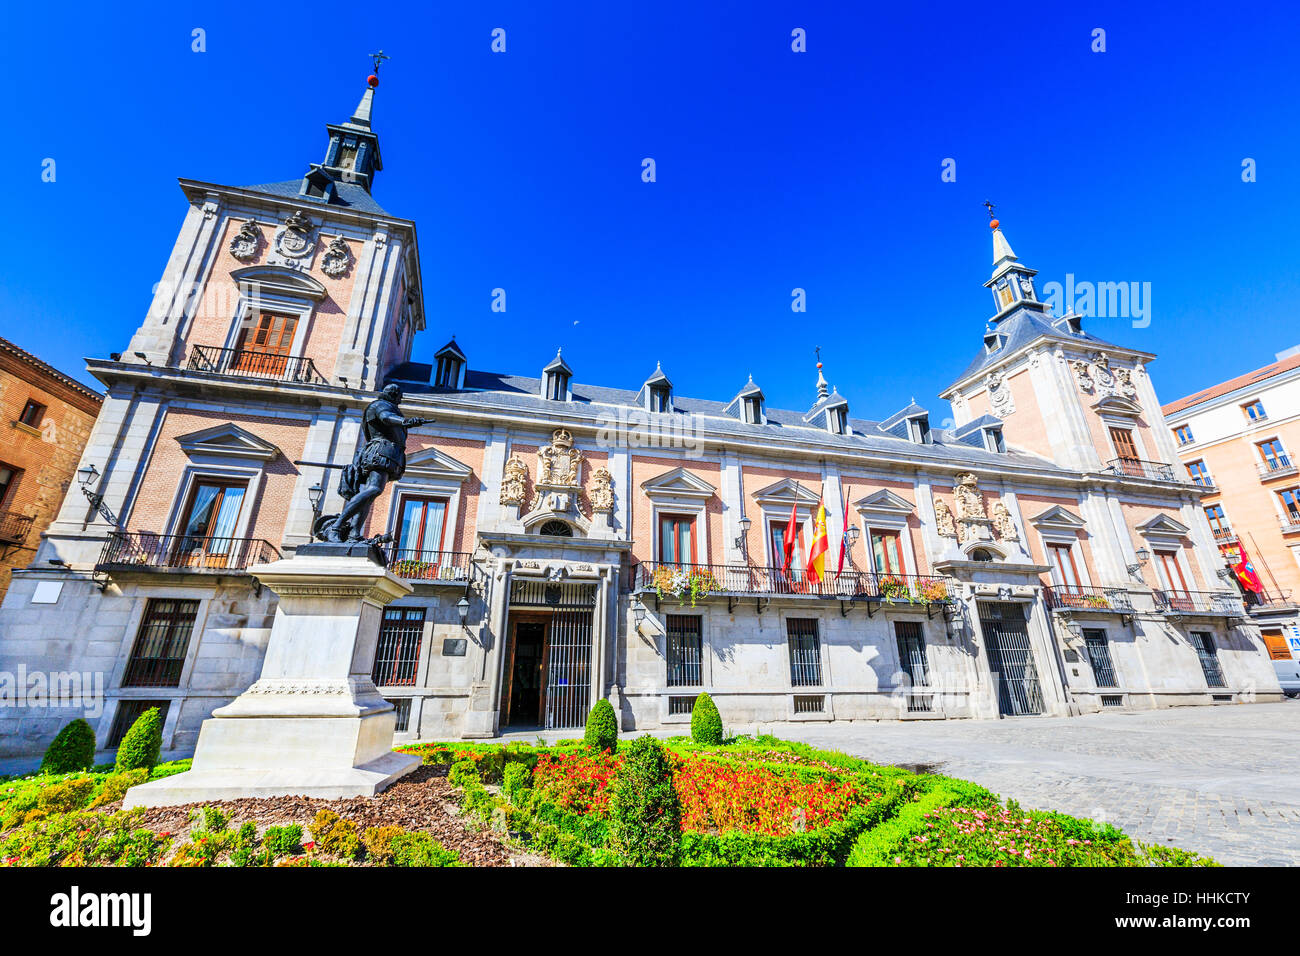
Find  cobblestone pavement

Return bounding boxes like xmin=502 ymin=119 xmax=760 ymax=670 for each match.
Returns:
xmin=777 ymin=702 xmax=1300 ymax=866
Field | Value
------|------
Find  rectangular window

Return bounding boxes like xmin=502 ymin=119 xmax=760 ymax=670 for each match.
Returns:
xmin=1048 ymin=543 xmax=1082 ymax=591
xmin=108 ymin=700 xmax=170 ymax=748
xmin=1083 ymin=628 xmax=1118 ymax=688
xmin=1281 ymin=489 xmax=1300 ymax=523
xmin=1186 ymin=460 xmax=1211 ymax=485
xmin=395 ymin=496 xmax=447 ymax=556
xmin=787 ymin=618 xmax=822 ymax=687
xmin=792 ymin=695 xmax=825 ymax=714
xmin=895 ymin=621 xmax=930 ymax=688
xmin=1243 ymin=399 xmax=1267 ymax=422
xmin=123 ymin=598 xmax=200 ymax=687
xmin=234 ymin=311 xmax=298 ymax=376
xmin=665 ymin=614 xmax=703 ymax=687
xmin=372 ymin=607 xmax=426 ymax=687
xmin=829 ymin=408 xmax=847 ymax=435
xmin=668 ymin=695 xmax=696 ymax=715
xmin=0 ymin=464 xmax=18 ymax=508
xmin=1258 ymin=439 xmax=1290 ymax=471
xmin=871 ymin=529 xmax=905 ymax=574
xmin=176 ymin=478 xmax=248 ymax=562
xmin=18 ymin=400 xmax=46 ymax=428
xmin=1190 ymin=631 xmax=1227 ymax=687
xmin=1205 ymin=504 xmax=1230 ymax=537
xmin=1173 ymin=424 xmax=1194 ymax=445
xmin=659 ymin=513 xmax=695 ymax=565
xmin=984 ymin=427 xmax=1005 ymax=453
xmin=1109 ymin=427 xmax=1140 ymax=467
xmin=1155 ymin=549 xmax=1189 ymax=594
xmin=649 ymin=386 xmax=670 ymax=413
xmin=770 ymin=519 xmax=805 ymax=573
xmin=743 ymin=397 xmax=761 ymax=424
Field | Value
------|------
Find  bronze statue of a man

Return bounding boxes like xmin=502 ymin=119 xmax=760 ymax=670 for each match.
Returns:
xmin=318 ymin=384 xmax=430 ymax=543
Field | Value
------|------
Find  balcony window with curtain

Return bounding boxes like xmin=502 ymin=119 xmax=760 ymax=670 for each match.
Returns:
xmin=396 ymin=496 xmax=447 ymax=557
xmin=659 ymin=513 xmax=695 ymax=565
xmin=176 ymin=479 xmax=247 ymax=562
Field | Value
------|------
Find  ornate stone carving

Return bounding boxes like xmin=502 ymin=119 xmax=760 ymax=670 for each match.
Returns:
xmin=1071 ymin=359 xmax=1094 ymax=392
xmin=228 ymin=219 xmax=261 ymax=261
xmin=273 ymin=210 xmax=316 ymax=262
xmin=537 ymin=429 xmax=584 ymax=487
xmin=934 ymin=499 xmax=957 ymax=538
xmin=1091 ymin=351 xmax=1115 ymax=392
xmin=1115 ymin=367 xmax=1138 ymax=399
xmin=320 ymin=235 xmax=352 ymax=277
xmin=985 ymin=371 xmax=1016 ymax=418
xmin=500 ymin=454 xmax=528 ymax=507
xmin=992 ymin=500 xmax=1019 ymax=541
xmin=953 ymin=473 xmax=986 ymax=520
xmin=589 ymin=465 xmax=614 ymax=512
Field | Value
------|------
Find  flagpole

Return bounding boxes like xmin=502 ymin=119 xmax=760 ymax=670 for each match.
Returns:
xmin=1247 ymin=531 xmax=1284 ymax=595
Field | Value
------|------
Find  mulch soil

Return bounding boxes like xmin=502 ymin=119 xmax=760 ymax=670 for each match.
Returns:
xmin=97 ymin=765 xmax=555 ymax=867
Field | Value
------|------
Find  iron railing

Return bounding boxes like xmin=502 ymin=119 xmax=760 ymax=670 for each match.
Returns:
xmin=666 ymin=614 xmax=703 ymax=687
xmin=1043 ymin=585 xmax=1134 ymax=612
xmin=186 ymin=344 xmax=328 ymax=385
xmin=1244 ymin=589 xmax=1298 ymax=611
xmin=1153 ymin=589 xmax=1245 ymax=616
xmin=1106 ymin=457 xmax=1177 ymax=482
xmin=1258 ymin=457 xmax=1298 ymax=480
xmin=635 ymin=561 xmax=954 ymax=603
xmin=787 ymin=619 xmax=823 ymax=687
xmin=97 ymin=531 xmax=280 ymax=572
xmin=1211 ymin=527 xmax=1238 ymax=543
xmin=0 ymin=511 xmax=34 ymax=544
xmin=1281 ymin=513 xmax=1300 ymax=535
xmin=387 ymin=549 xmax=473 ymax=582
xmin=1084 ymin=634 xmax=1119 ymax=688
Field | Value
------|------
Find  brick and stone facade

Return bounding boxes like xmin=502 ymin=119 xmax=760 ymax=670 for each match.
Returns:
xmin=0 ymin=81 xmax=1282 ymax=764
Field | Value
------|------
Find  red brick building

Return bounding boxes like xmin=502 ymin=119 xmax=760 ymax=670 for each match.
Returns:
xmin=0 ymin=337 xmax=102 ymax=601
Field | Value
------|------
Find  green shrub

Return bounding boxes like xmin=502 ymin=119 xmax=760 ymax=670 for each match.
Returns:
xmin=448 ymin=760 xmax=480 ymax=789
xmin=262 ymin=824 xmax=303 ymax=857
xmin=40 ymin=719 xmax=97 ymax=774
xmin=389 ymin=830 xmax=462 ymax=867
xmin=37 ymin=777 xmax=96 ymax=815
xmin=362 ymin=825 xmax=406 ymax=865
xmin=503 ymin=763 xmax=532 ymax=805
xmin=89 ymin=768 xmax=148 ymax=808
xmin=690 ymin=693 xmax=722 ymax=745
xmin=584 ymin=699 xmax=619 ymax=752
xmin=608 ymin=736 xmax=681 ymax=866
xmin=193 ymin=805 xmax=228 ymax=833
xmin=114 ymin=707 xmax=163 ymax=772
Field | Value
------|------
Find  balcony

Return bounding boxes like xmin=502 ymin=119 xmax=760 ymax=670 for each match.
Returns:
xmin=97 ymin=531 xmax=280 ymax=573
xmin=1043 ymin=585 xmax=1134 ymax=613
xmin=1258 ymin=457 xmax=1299 ymax=481
xmin=1282 ymin=513 xmax=1300 ymax=535
xmin=1211 ymin=527 xmax=1239 ymax=545
xmin=1245 ymin=589 xmax=1299 ymax=613
xmin=186 ymin=345 xmax=328 ymax=386
xmin=388 ymin=549 xmax=474 ymax=583
xmin=0 ymin=511 xmax=34 ymax=545
xmin=1153 ymin=589 xmax=1245 ymax=617
xmin=1106 ymin=458 xmax=1178 ymax=482
xmin=634 ymin=562 xmax=955 ymax=607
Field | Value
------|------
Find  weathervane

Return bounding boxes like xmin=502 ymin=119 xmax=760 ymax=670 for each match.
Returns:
xmin=983 ymin=200 xmax=996 ymax=219
xmin=370 ymin=50 xmax=390 ymax=74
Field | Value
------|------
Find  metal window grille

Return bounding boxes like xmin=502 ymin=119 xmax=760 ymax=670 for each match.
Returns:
xmin=979 ymin=602 xmax=1045 ymax=716
xmin=372 ymin=607 xmax=426 ymax=687
xmin=793 ymin=694 xmax=825 ymax=714
xmin=387 ymin=698 xmax=412 ymax=732
xmin=545 ymin=610 xmax=592 ymax=730
xmin=668 ymin=695 xmax=696 ymax=715
xmin=1083 ymin=629 xmax=1119 ymax=688
xmin=1211 ymin=694 xmax=1233 ymax=702
xmin=787 ymin=618 xmax=822 ymax=687
xmin=1100 ymin=694 xmax=1123 ymax=707
xmin=906 ymin=695 xmax=934 ymax=713
xmin=108 ymin=700 xmax=169 ymax=748
xmin=895 ymin=621 xmax=930 ymax=688
xmin=666 ymin=615 xmax=703 ymax=687
xmin=122 ymin=599 xmax=199 ymax=687
xmin=1191 ymin=632 xmax=1227 ymax=687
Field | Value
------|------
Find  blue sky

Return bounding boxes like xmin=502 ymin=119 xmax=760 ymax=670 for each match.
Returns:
xmin=3 ymin=1 xmax=1299 ymax=423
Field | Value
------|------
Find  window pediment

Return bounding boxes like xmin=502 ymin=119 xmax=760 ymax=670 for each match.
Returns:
xmin=1029 ymin=505 xmax=1087 ymax=532
xmin=230 ymin=266 xmax=327 ymax=302
xmin=403 ymin=446 xmax=472 ymax=483
xmin=853 ymin=488 xmax=915 ymax=518
xmin=1135 ymin=513 xmax=1190 ymax=539
xmin=1091 ymin=394 xmax=1143 ymax=418
xmin=751 ymin=477 xmax=820 ymax=510
xmin=640 ymin=467 xmax=716 ymax=501
xmin=176 ymin=423 xmax=280 ymax=462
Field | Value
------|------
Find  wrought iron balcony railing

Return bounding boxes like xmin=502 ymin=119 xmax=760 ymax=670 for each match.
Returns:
xmin=1106 ymin=457 xmax=1178 ymax=482
xmin=0 ymin=511 xmax=34 ymax=545
xmin=1282 ymin=513 xmax=1300 ymax=535
xmin=1258 ymin=457 xmax=1299 ymax=481
xmin=1153 ymin=589 xmax=1245 ymax=616
xmin=186 ymin=344 xmax=328 ymax=385
xmin=1043 ymin=585 xmax=1134 ymax=613
xmin=635 ymin=561 xmax=955 ymax=604
xmin=97 ymin=531 xmax=280 ymax=572
xmin=1211 ymin=527 xmax=1238 ymax=543
xmin=387 ymin=549 xmax=474 ymax=582
xmin=1244 ymin=589 xmax=1298 ymax=612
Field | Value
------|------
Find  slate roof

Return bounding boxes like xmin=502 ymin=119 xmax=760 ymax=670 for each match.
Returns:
xmin=948 ymin=306 xmax=1125 ymax=390
xmin=238 ymin=178 xmax=396 ymax=217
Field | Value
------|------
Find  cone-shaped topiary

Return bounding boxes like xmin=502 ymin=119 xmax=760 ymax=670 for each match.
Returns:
xmin=690 ymin=692 xmax=723 ymax=745
xmin=40 ymin=718 xmax=97 ymax=774
xmin=114 ymin=707 xmax=163 ymax=773
xmin=584 ymin=698 xmax=618 ymax=752
xmin=608 ymin=735 xmax=680 ymax=866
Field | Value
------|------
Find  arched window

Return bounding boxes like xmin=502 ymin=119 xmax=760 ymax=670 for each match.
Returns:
xmin=539 ymin=520 xmax=573 ymax=537
xmin=970 ymin=548 xmax=994 ymax=562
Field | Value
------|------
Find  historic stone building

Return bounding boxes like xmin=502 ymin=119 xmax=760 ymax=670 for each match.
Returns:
xmin=0 ymin=336 xmax=102 ymax=603
xmin=0 ymin=78 xmax=1282 ymax=760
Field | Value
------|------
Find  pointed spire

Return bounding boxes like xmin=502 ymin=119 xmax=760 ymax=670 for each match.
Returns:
xmin=814 ymin=347 xmax=829 ymax=401
xmin=992 ymin=225 xmax=1017 ymax=268
xmin=348 ymin=84 xmax=376 ymax=130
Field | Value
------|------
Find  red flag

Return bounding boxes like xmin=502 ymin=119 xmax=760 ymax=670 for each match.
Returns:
xmin=1231 ymin=545 xmax=1264 ymax=594
xmin=837 ymin=485 xmax=852 ymax=578
xmin=781 ymin=491 xmax=800 ymax=575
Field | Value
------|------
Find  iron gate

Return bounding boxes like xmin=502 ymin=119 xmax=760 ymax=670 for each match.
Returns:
xmin=1083 ymin=628 xmax=1118 ymax=688
xmin=979 ymin=602 xmax=1044 ymax=716
xmin=544 ymin=610 xmax=592 ymax=729
xmin=1190 ymin=631 xmax=1227 ymax=688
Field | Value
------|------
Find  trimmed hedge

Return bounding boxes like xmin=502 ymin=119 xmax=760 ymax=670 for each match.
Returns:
xmin=584 ymin=699 xmax=618 ymax=752
xmin=608 ymin=737 xmax=681 ymax=866
xmin=690 ymin=693 xmax=723 ymax=745
xmin=40 ymin=719 xmax=97 ymax=775
xmin=114 ymin=707 xmax=163 ymax=773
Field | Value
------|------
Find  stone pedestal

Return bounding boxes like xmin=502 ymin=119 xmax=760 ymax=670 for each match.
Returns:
xmin=124 ymin=551 xmax=420 ymax=808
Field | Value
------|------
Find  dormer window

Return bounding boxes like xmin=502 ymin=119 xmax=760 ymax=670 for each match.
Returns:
xmin=649 ymin=384 xmax=670 ymax=413
xmin=434 ymin=356 xmax=458 ymax=388
xmin=545 ymin=369 xmax=570 ymax=401
xmin=829 ymin=406 xmax=848 ymax=435
xmin=907 ymin=415 xmax=931 ymax=444
xmin=983 ymin=426 xmax=1006 ymax=453
xmin=983 ymin=329 xmax=1004 ymax=354
xmin=433 ymin=338 xmax=467 ymax=389
xmin=743 ymin=396 xmax=762 ymax=424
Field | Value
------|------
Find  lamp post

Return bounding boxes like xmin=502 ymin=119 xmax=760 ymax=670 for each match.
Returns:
xmin=1127 ymin=547 xmax=1150 ymax=578
xmin=734 ymin=513 xmax=752 ymax=552
xmin=75 ymin=463 xmax=120 ymax=526
xmin=308 ymin=482 xmax=324 ymax=520
xmin=456 ymin=595 xmax=471 ymax=628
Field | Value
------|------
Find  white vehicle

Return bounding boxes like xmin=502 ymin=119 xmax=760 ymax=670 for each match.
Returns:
xmin=1265 ymin=628 xmax=1300 ymax=698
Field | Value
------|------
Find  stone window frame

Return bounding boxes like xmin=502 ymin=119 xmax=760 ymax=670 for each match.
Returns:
xmin=379 ymin=447 xmax=473 ymax=552
xmin=1030 ymin=507 xmax=1096 ymax=591
xmin=220 ymin=267 xmax=327 ymax=363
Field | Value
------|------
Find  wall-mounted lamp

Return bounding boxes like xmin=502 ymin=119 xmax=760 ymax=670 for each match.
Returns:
xmin=845 ymin=525 xmax=861 ymax=548
xmin=456 ymin=595 xmax=471 ymax=627
xmin=1062 ymin=617 xmax=1083 ymax=640
xmin=308 ymin=482 xmax=324 ymax=519
xmin=132 ymin=351 xmax=152 ymax=366
xmin=734 ymin=513 xmax=752 ymax=551
xmin=47 ymin=558 xmax=67 ymax=568
xmin=75 ymin=463 xmax=119 ymax=526
xmin=1126 ymin=547 xmax=1151 ymax=578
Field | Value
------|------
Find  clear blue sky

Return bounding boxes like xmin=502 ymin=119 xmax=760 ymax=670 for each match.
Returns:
xmin=3 ymin=1 xmax=1299 ymax=423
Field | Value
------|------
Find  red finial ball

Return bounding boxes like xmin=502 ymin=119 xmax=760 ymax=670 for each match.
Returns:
xmin=816 ymin=362 xmax=823 ymax=370
xmin=989 ymin=218 xmax=1000 ymax=229
xmin=367 ymin=74 xmax=379 ymax=88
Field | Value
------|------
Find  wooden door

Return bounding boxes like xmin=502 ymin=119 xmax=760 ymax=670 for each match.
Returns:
xmin=1109 ymin=427 xmax=1141 ymax=474
xmin=234 ymin=312 xmax=298 ymax=376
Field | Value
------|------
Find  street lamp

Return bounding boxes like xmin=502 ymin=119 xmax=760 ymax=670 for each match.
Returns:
xmin=74 ymin=463 xmax=119 ymax=526
xmin=845 ymin=525 xmax=861 ymax=548
xmin=76 ymin=463 xmax=100 ymax=491
xmin=1127 ymin=547 xmax=1150 ymax=578
xmin=307 ymin=482 xmax=324 ymax=518
xmin=734 ymin=513 xmax=752 ymax=551
xmin=456 ymin=595 xmax=471 ymax=627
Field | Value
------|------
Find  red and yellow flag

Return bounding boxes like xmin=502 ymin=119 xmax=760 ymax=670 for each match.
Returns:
xmin=805 ymin=497 xmax=829 ymax=583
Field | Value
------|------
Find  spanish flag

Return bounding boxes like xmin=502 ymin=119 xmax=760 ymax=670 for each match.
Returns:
xmin=805 ymin=497 xmax=829 ymax=583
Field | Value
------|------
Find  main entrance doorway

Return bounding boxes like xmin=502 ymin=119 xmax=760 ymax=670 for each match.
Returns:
xmin=979 ymin=602 xmax=1044 ymax=716
xmin=500 ymin=580 xmax=596 ymax=730
xmin=506 ymin=619 xmax=546 ymax=726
